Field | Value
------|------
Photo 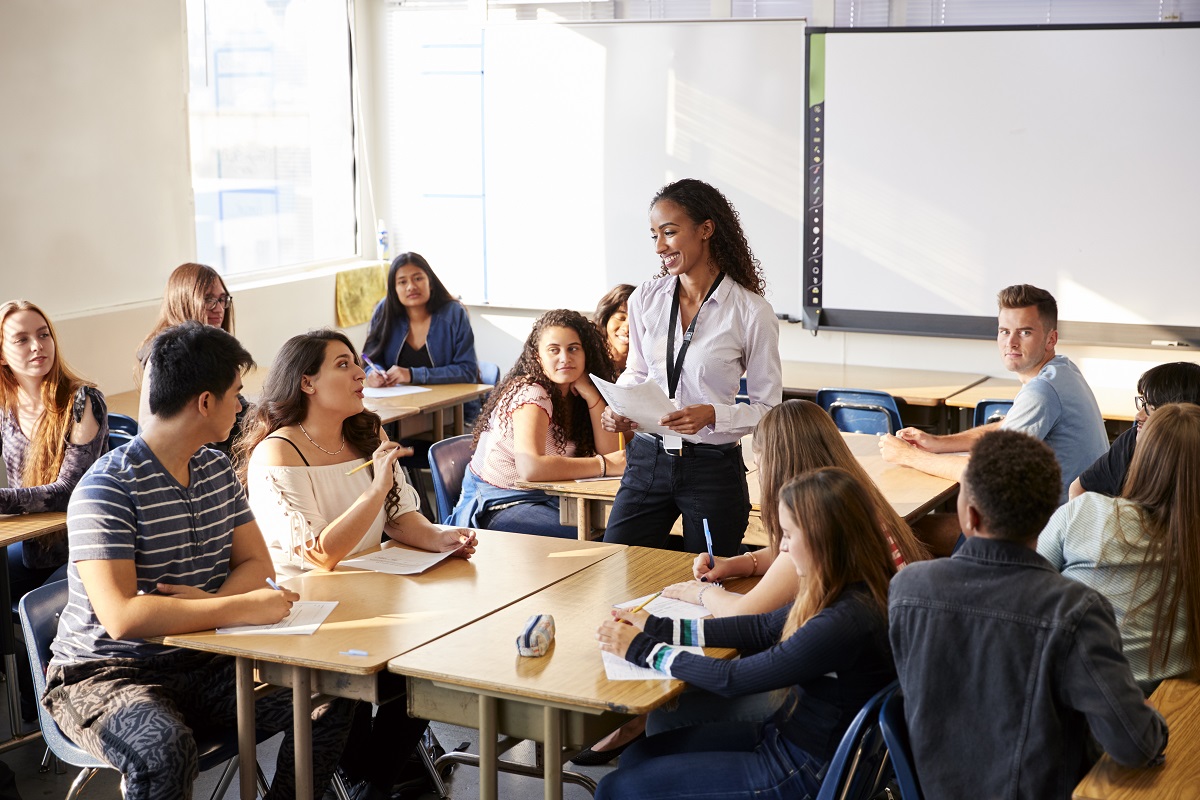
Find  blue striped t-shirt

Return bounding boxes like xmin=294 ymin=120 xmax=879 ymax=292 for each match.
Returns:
xmin=49 ymin=436 xmax=255 ymax=665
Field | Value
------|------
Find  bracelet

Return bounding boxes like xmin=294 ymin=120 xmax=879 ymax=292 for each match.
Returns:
xmin=597 ymin=454 xmax=607 ymax=478
xmin=745 ymin=550 xmax=759 ymax=576
xmin=697 ymin=584 xmax=711 ymax=607
xmin=588 ymin=397 xmax=602 ymax=410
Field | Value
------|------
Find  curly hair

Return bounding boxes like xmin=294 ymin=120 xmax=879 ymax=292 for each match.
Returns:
xmin=651 ymin=179 xmax=765 ymax=296
xmin=962 ymin=430 xmax=1061 ymax=542
xmin=471 ymin=309 xmax=616 ymax=457
xmin=234 ymin=330 xmax=407 ymax=524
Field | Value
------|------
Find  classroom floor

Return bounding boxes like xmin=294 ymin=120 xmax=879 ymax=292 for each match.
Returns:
xmin=0 ymin=679 xmax=617 ymax=799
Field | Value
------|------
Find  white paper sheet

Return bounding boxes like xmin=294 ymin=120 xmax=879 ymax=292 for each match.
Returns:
xmin=616 ymin=593 xmax=710 ymax=620
xmin=341 ymin=546 xmax=456 ymax=575
xmin=589 ymin=375 xmax=701 ymax=443
xmin=601 ymin=646 xmax=704 ymax=681
xmin=216 ymin=601 xmax=338 ymax=636
xmin=362 ymin=385 xmax=431 ymax=398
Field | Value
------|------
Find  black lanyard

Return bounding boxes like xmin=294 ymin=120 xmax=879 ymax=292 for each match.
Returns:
xmin=666 ymin=272 xmax=725 ymax=400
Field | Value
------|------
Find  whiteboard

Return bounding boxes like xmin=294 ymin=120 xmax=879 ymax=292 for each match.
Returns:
xmin=391 ymin=19 xmax=806 ymax=314
xmin=814 ymin=25 xmax=1200 ymax=346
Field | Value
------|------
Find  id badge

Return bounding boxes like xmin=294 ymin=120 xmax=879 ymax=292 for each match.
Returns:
xmin=662 ymin=434 xmax=683 ymax=452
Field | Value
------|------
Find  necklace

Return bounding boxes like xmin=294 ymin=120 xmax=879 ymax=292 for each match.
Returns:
xmin=298 ymin=423 xmax=345 ymax=456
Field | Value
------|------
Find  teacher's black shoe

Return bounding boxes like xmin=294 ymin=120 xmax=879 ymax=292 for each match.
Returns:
xmin=569 ymin=732 xmax=645 ymax=766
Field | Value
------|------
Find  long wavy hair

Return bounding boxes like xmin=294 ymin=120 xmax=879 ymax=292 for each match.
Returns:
xmin=651 ymin=179 xmax=765 ymax=296
xmin=136 ymin=263 xmax=235 ymax=378
xmin=593 ymin=283 xmax=635 ymax=371
xmin=1121 ymin=403 xmax=1200 ymax=675
xmin=756 ymin=400 xmax=928 ymax=565
xmin=362 ymin=252 xmax=455 ymax=365
xmin=235 ymin=330 xmax=406 ymax=522
xmin=0 ymin=300 xmax=95 ymax=486
xmin=471 ymin=309 xmax=615 ymax=456
xmin=779 ymin=467 xmax=896 ymax=639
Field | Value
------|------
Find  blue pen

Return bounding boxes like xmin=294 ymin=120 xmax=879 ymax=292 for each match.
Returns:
xmin=360 ymin=355 xmax=385 ymax=378
xmin=266 ymin=578 xmax=282 ymax=591
xmin=702 ymin=518 xmax=715 ymax=569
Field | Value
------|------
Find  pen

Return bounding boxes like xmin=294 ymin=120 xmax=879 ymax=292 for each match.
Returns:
xmin=339 ymin=649 xmax=369 ymax=657
xmin=266 ymin=578 xmax=282 ymax=591
xmin=361 ymin=355 xmax=385 ymax=378
xmin=628 ymin=591 xmax=662 ymax=614
xmin=702 ymin=518 xmax=715 ymax=569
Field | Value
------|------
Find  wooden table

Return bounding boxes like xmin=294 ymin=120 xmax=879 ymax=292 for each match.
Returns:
xmin=947 ymin=377 xmax=1137 ymax=424
xmin=519 ymin=432 xmax=958 ymax=543
xmin=160 ymin=531 xmax=619 ymax=800
xmin=0 ymin=511 xmax=67 ymax=752
xmin=1074 ymin=677 xmax=1200 ymax=799
xmin=389 ymin=546 xmax=755 ymax=800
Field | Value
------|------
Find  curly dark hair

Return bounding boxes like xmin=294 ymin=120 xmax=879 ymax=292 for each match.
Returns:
xmin=471 ymin=309 xmax=616 ymax=456
xmin=234 ymin=329 xmax=407 ymax=523
xmin=651 ymin=179 xmax=765 ymax=296
xmin=962 ymin=430 xmax=1061 ymax=542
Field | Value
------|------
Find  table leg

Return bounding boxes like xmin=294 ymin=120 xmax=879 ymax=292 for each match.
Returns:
xmin=542 ymin=706 xmax=562 ymax=800
xmin=293 ymin=666 xmax=313 ymax=800
xmin=235 ymin=658 xmax=257 ymax=800
xmin=0 ymin=544 xmax=22 ymax=739
xmin=452 ymin=403 xmax=464 ymax=436
xmin=479 ymin=695 xmax=498 ymax=800
xmin=576 ymin=498 xmax=589 ymax=540
xmin=431 ymin=409 xmax=445 ymax=443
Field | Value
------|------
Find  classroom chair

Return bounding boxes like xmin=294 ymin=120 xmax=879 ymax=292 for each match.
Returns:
xmin=814 ymin=679 xmax=898 ymax=800
xmin=429 ymin=434 xmax=473 ymax=524
xmin=107 ymin=430 xmax=135 ymax=452
xmin=816 ymin=389 xmax=903 ymax=436
xmin=973 ymin=399 xmax=1014 ymax=427
xmin=18 ymin=580 xmax=275 ymax=800
xmin=878 ymin=687 xmax=922 ymax=800
xmin=736 ymin=376 xmax=750 ymax=404
xmin=479 ymin=361 xmax=501 ymax=386
xmin=107 ymin=413 xmax=139 ymax=436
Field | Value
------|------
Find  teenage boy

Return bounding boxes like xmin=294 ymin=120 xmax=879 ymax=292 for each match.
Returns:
xmin=880 ymin=284 xmax=1108 ymax=503
xmin=43 ymin=322 xmax=351 ymax=800
xmin=889 ymin=430 xmax=1168 ymax=799
xmin=1070 ymin=360 xmax=1200 ymax=499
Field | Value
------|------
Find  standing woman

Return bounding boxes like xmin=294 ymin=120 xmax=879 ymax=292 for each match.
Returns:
xmin=594 ymin=284 xmax=635 ymax=376
xmin=136 ymin=262 xmax=243 ymax=454
xmin=603 ymin=179 xmax=782 ymax=555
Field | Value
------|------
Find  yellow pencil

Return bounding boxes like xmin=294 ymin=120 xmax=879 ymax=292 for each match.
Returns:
xmin=618 ymin=432 xmax=625 ymax=450
xmin=628 ymin=591 xmax=662 ymax=614
xmin=345 ymin=461 xmax=371 ymax=476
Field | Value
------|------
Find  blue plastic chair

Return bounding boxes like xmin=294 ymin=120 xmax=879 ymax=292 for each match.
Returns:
xmin=107 ymin=413 xmax=139 ymax=436
xmin=18 ymin=581 xmax=272 ymax=800
xmin=478 ymin=361 xmax=501 ymax=386
xmin=816 ymin=388 xmax=903 ymax=435
xmin=973 ymin=399 xmax=1014 ymax=427
xmin=428 ymin=434 xmax=474 ymax=524
xmin=879 ymin=687 xmax=923 ymax=800
xmin=815 ymin=679 xmax=898 ymax=800
xmin=107 ymin=430 xmax=135 ymax=452
xmin=736 ymin=376 xmax=750 ymax=405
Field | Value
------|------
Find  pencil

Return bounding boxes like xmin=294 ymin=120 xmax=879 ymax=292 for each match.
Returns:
xmin=618 ymin=432 xmax=625 ymax=450
xmin=628 ymin=591 xmax=662 ymax=614
xmin=345 ymin=460 xmax=371 ymax=476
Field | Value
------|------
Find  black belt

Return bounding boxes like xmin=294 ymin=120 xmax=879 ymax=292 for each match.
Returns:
xmin=642 ymin=433 xmax=740 ymax=458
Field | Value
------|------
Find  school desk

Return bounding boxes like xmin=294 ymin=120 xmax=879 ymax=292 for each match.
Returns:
xmin=517 ymin=432 xmax=958 ymax=543
xmin=946 ymin=377 xmax=1138 ymax=429
xmin=389 ymin=545 xmax=758 ymax=800
xmin=158 ymin=531 xmax=620 ymax=800
xmin=1073 ymin=677 xmax=1200 ymax=800
xmin=389 ymin=383 xmax=491 ymax=441
xmin=0 ymin=511 xmax=66 ymax=752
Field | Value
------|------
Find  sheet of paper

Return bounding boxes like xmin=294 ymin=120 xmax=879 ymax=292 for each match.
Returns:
xmin=617 ymin=593 xmax=711 ymax=620
xmin=362 ymin=385 xmax=431 ymax=398
xmin=216 ymin=601 xmax=338 ymax=636
xmin=601 ymin=646 xmax=704 ymax=681
xmin=589 ymin=375 xmax=701 ymax=443
xmin=341 ymin=546 xmax=456 ymax=575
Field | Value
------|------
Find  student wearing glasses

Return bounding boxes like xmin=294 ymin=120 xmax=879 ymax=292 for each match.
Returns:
xmin=135 ymin=262 xmax=246 ymax=454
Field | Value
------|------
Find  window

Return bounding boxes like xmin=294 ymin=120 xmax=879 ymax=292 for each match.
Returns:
xmin=186 ymin=0 xmax=357 ymax=276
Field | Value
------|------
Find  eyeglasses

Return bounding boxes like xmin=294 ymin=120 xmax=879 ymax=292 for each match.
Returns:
xmin=1134 ymin=396 xmax=1155 ymax=413
xmin=204 ymin=294 xmax=233 ymax=310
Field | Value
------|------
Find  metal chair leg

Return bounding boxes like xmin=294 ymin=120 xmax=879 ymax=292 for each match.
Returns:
xmin=419 ymin=729 xmax=451 ymax=799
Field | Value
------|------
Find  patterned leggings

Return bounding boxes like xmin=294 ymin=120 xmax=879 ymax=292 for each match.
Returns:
xmin=44 ymin=650 xmax=354 ymax=800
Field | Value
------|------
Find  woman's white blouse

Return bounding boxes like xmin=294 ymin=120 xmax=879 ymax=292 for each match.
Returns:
xmin=247 ymin=459 xmax=421 ymax=572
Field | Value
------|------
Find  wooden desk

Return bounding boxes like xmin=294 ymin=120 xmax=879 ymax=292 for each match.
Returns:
xmin=0 ymin=512 xmax=67 ymax=751
xmin=389 ymin=546 xmax=755 ymax=800
xmin=519 ymin=433 xmax=958 ymax=543
xmin=161 ymin=531 xmax=619 ymax=800
xmin=947 ymin=377 xmax=1137 ymax=424
xmin=390 ymin=383 xmax=491 ymax=442
xmin=781 ymin=361 xmax=988 ymax=408
xmin=1073 ymin=678 xmax=1200 ymax=799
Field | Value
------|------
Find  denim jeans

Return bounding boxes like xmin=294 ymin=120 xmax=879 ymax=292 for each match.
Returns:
xmin=594 ymin=721 xmax=826 ymax=800
xmin=478 ymin=498 xmax=576 ymax=539
xmin=603 ymin=433 xmax=749 ymax=555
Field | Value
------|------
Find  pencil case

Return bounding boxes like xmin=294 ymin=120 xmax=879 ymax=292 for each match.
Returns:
xmin=516 ymin=613 xmax=555 ymax=657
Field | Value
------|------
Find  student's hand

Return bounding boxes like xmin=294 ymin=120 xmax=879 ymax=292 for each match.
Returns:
xmin=878 ymin=432 xmax=918 ymax=464
xmin=243 ymin=587 xmax=299 ymax=625
xmin=365 ymin=371 xmax=388 ymax=388
xmin=596 ymin=615 xmax=642 ymax=659
xmin=437 ymin=527 xmax=477 ymax=559
xmin=384 ymin=366 xmax=412 ymax=386
xmin=154 ymin=582 xmax=212 ymax=600
xmin=690 ymin=553 xmax=740 ymax=582
xmin=369 ymin=441 xmax=412 ymax=494
xmin=570 ymin=373 xmax=603 ymax=408
xmin=602 ymin=449 xmax=626 ymax=477
xmin=661 ymin=580 xmax=712 ymax=606
xmin=601 ymin=406 xmax=637 ymax=433
xmin=609 ymin=607 xmax=649 ymax=630
xmin=660 ymin=404 xmax=715 ymax=436
xmin=894 ymin=427 xmax=933 ymax=450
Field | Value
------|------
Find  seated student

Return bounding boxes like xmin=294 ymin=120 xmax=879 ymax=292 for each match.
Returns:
xmin=1039 ymin=403 xmax=1200 ymax=691
xmin=237 ymin=329 xmax=476 ymax=800
xmin=1070 ymin=361 xmax=1200 ymax=499
xmin=362 ymin=252 xmax=480 ymax=421
xmin=889 ymin=430 xmax=1168 ymax=799
xmin=880 ymin=284 xmax=1108 ymax=504
xmin=593 ymin=283 xmax=634 ymax=376
xmin=135 ymin=262 xmax=246 ymax=455
xmin=43 ymin=321 xmax=353 ymax=800
xmin=593 ymin=467 xmax=897 ymax=800
xmin=448 ymin=309 xmax=623 ymax=538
